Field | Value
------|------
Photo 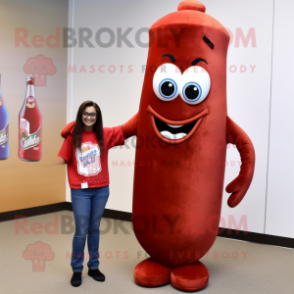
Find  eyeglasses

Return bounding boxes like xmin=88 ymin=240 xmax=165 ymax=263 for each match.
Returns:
xmin=82 ymin=112 xmax=96 ymax=118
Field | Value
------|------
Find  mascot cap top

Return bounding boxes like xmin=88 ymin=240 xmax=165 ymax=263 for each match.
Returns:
xmin=177 ymin=0 xmax=206 ymax=13
xmin=150 ymin=0 xmax=229 ymax=49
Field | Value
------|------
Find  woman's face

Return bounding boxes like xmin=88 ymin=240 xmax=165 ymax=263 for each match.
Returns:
xmin=82 ymin=106 xmax=97 ymax=128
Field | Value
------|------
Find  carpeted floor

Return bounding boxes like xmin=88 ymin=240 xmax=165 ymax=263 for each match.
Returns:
xmin=0 ymin=211 xmax=293 ymax=294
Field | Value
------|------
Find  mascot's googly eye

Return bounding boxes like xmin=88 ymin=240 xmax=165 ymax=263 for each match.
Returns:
xmin=153 ymin=63 xmax=181 ymax=101
xmin=180 ymin=66 xmax=211 ymax=105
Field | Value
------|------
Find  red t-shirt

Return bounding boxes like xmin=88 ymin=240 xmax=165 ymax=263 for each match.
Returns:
xmin=58 ymin=127 xmax=124 ymax=189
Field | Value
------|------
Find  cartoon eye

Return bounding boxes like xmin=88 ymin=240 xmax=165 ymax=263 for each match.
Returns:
xmin=153 ymin=63 xmax=181 ymax=101
xmin=34 ymin=65 xmax=38 ymax=69
xmin=42 ymin=65 xmax=46 ymax=69
xmin=41 ymin=251 xmax=45 ymax=255
xmin=33 ymin=251 xmax=37 ymax=255
xmin=180 ymin=66 xmax=211 ymax=105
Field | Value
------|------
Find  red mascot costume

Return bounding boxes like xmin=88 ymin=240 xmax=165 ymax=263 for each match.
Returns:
xmin=61 ymin=0 xmax=255 ymax=291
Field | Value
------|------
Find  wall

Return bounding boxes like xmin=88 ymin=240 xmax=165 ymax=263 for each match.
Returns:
xmin=3 ymin=0 xmax=291 ymax=239
xmin=266 ymin=0 xmax=294 ymax=239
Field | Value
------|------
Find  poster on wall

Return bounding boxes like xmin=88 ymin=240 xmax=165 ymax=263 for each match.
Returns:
xmin=0 ymin=0 xmax=68 ymax=213
xmin=19 ymin=76 xmax=42 ymax=162
xmin=0 ymin=74 xmax=9 ymax=160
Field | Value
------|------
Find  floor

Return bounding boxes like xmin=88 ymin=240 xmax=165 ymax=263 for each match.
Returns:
xmin=0 ymin=211 xmax=293 ymax=294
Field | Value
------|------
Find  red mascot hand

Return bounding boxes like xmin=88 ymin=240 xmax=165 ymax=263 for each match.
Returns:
xmin=61 ymin=121 xmax=75 ymax=138
xmin=226 ymin=116 xmax=255 ymax=208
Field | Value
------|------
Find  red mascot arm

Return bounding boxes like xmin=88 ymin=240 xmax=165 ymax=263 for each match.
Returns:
xmin=225 ymin=116 xmax=255 ymax=208
xmin=60 ymin=114 xmax=138 ymax=139
xmin=61 ymin=121 xmax=75 ymax=138
xmin=120 ymin=113 xmax=138 ymax=139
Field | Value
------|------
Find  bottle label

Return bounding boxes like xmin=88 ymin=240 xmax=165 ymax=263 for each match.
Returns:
xmin=0 ymin=124 xmax=8 ymax=146
xmin=20 ymin=118 xmax=41 ymax=150
xmin=26 ymin=96 xmax=36 ymax=108
xmin=0 ymin=98 xmax=2 ymax=107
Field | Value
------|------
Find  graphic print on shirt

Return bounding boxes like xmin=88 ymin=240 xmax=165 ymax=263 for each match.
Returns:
xmin=75 ymin=142 xmax=101 ymax=177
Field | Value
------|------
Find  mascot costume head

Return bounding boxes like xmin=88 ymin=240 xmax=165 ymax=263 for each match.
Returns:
xmin=61 ymin=0 xmax=255 ymax=291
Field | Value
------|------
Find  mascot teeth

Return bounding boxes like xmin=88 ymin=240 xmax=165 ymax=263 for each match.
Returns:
xmin=167 ymin=124 xmax=183 ymax=128
xmin=160 ymin=131 xmax=186 ymax=139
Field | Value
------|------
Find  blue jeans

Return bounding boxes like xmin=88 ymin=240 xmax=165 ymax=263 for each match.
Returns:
xmin=70 ymin=186 xmax=109 ymax=272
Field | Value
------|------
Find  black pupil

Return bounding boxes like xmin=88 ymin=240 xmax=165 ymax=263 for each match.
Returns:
xmin=161 ymin=81 xmax=175 ymax=97
xmin=185 ymin=85 xmax=199 ymax=100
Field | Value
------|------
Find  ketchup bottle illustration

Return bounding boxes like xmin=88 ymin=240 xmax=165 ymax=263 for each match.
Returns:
xmin=19 ymin=76 xmax=42 ymax=161
xmin=0 ymin=74 xmax=9 ymax=160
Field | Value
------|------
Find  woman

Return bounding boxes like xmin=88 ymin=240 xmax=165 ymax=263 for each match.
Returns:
xmin=58 ymin=101 xmax=137 ymax=287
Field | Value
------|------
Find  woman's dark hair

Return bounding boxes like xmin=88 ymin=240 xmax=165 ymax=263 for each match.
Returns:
xmin=73 ymin=101 xmax=104 ymax=154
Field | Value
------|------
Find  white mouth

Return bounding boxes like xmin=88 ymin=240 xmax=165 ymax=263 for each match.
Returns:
xmin=160 ymin=131 xmax=187 ymax=140
xmin=154 ymin=116 xmax=197 ymax=141
xmin=148 ymin=105 xmax=210 ymax=144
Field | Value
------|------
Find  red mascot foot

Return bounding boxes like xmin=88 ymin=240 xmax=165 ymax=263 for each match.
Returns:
xmin=171 ymin=261 xmax=209 ymax=292
xmin=134 ymin=258 xmax=171 ymax=287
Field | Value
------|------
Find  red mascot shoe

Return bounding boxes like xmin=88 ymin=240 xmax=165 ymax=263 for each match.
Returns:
xmin=171 ymin=262 xmax=209 ymax=291
xmin=134 ymin=258 xmax=171 ymax=287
